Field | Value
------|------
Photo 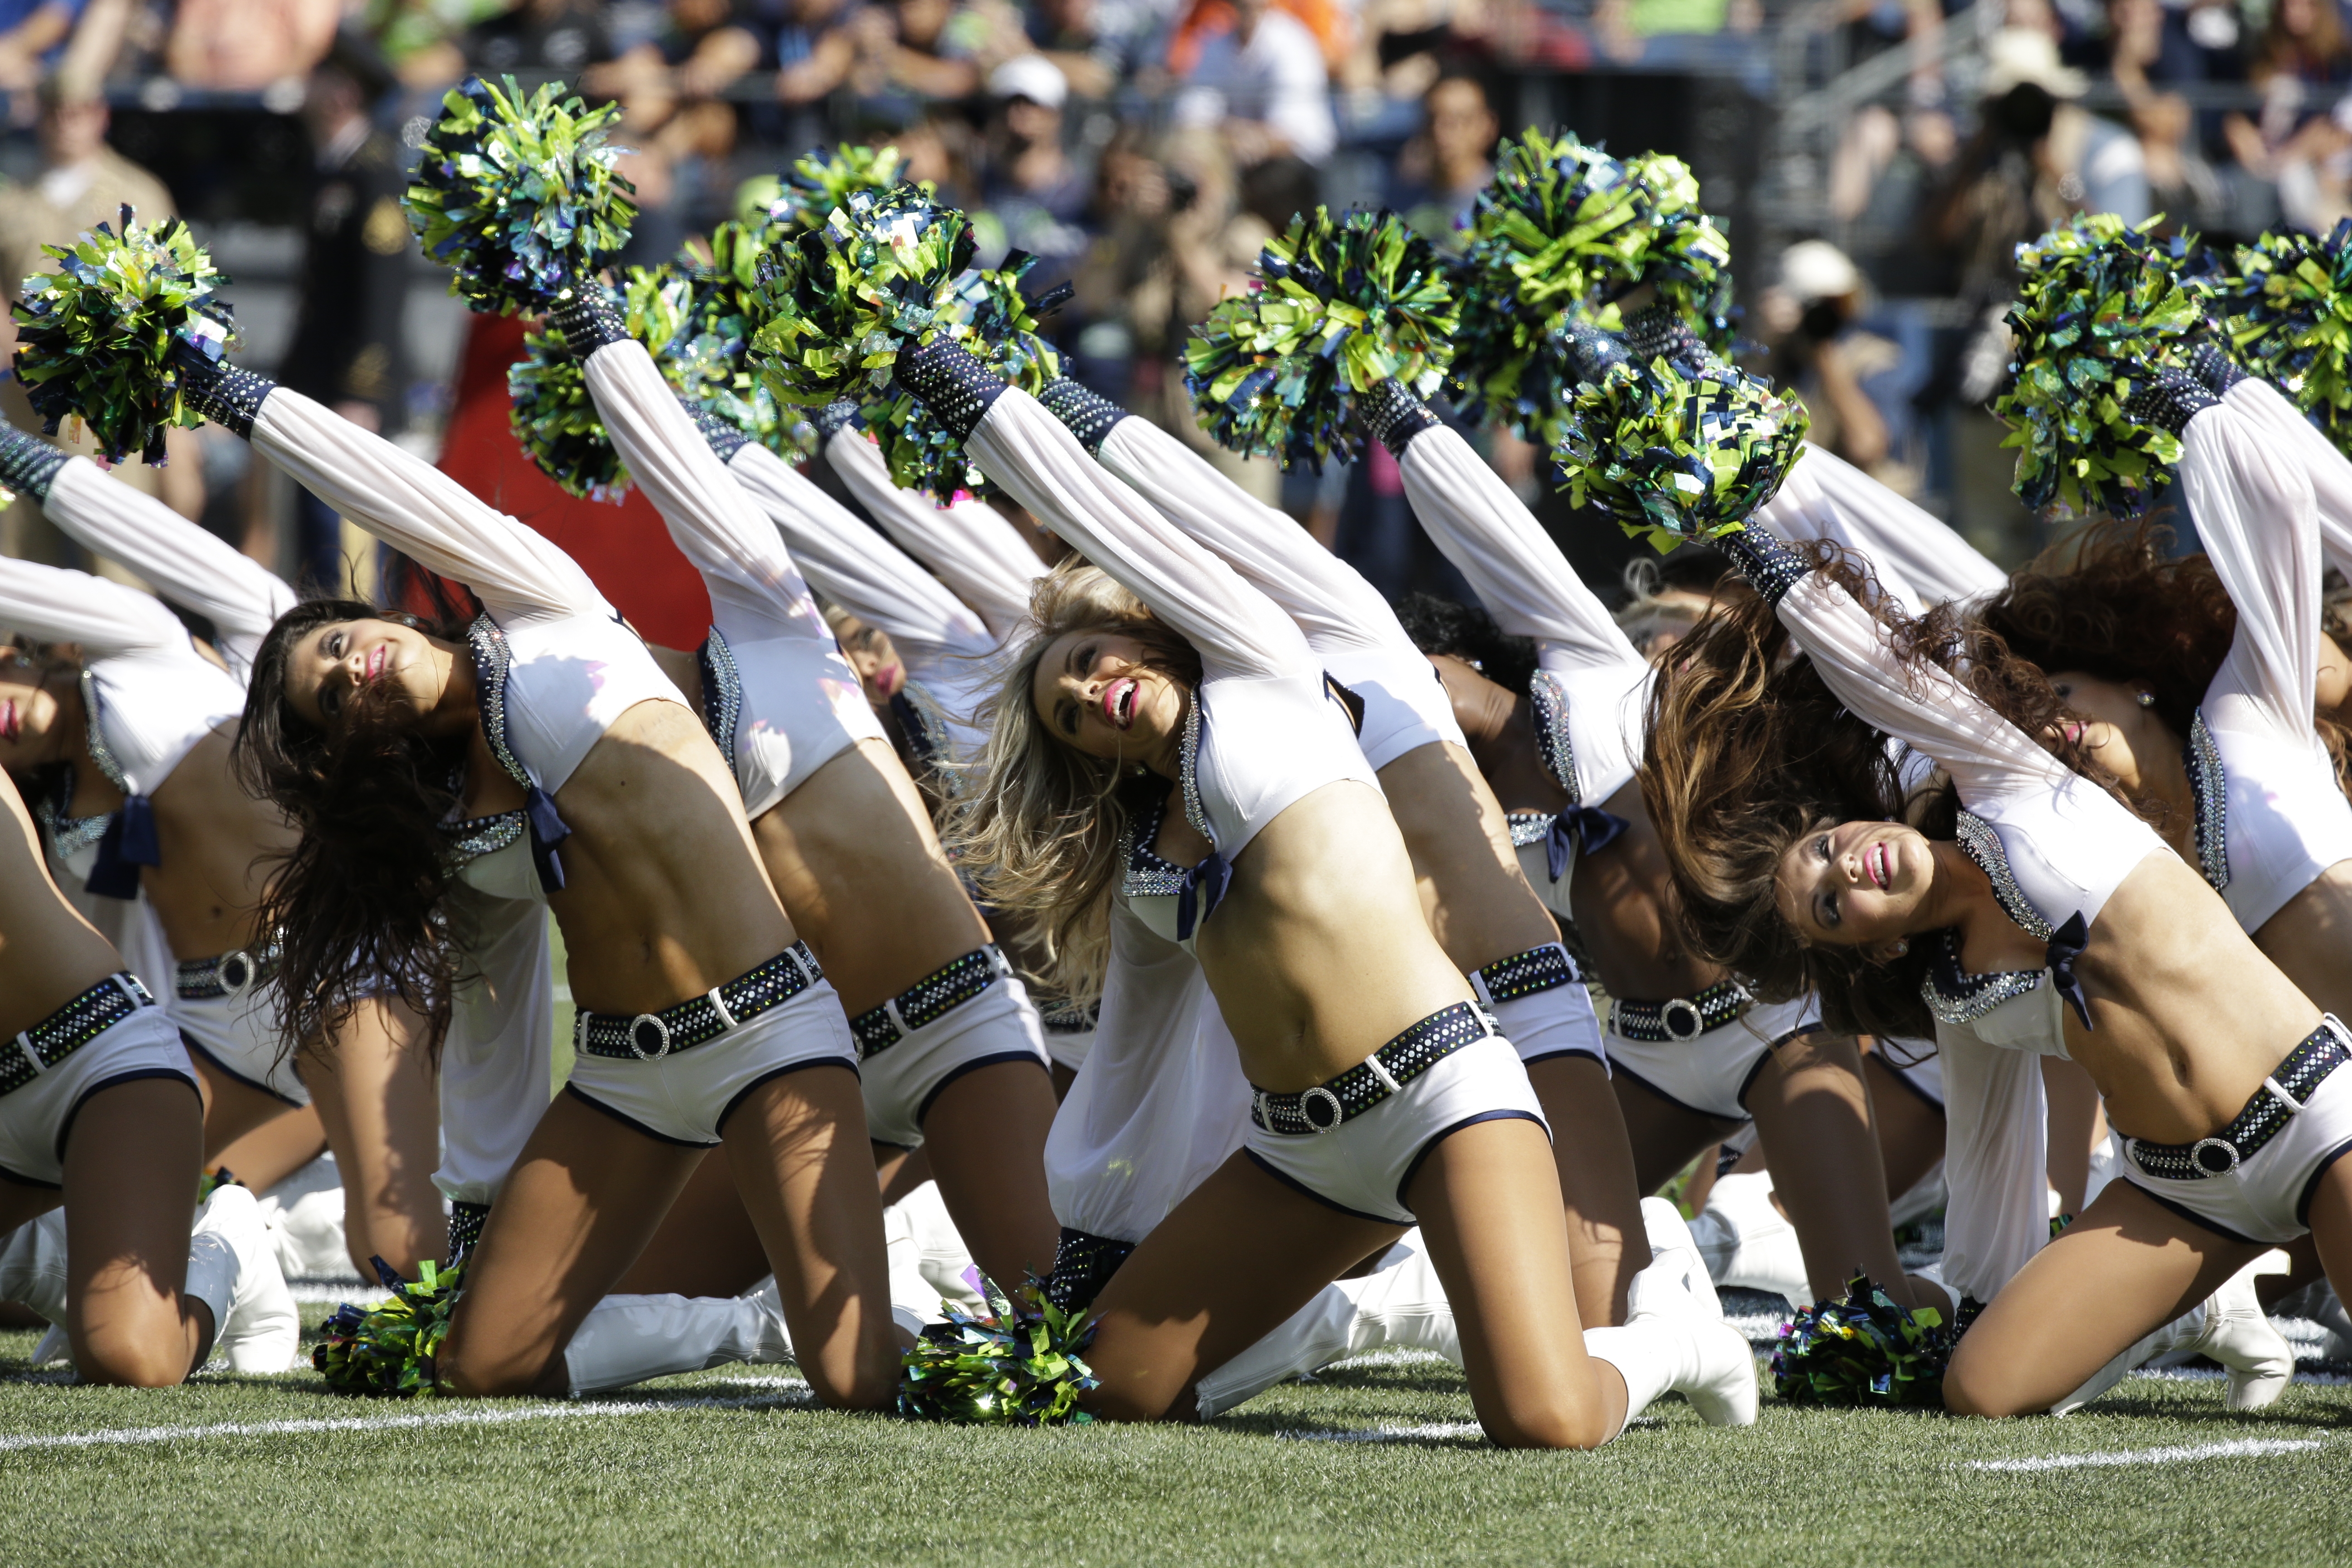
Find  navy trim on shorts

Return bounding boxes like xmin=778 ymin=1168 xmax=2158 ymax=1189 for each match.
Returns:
xmin=0 ymin=1160 xmax=61 ymax=1191
xmin=2122 ymin=1174 xmax=2269 ymax=1247
xmin=1734 ymin=1022 xmax=1823 ymax=1112
xmin=912 ymin=1049 xmax=1052 ymax=1129
xmin=1396 ymin=1109 xmax=1550 ymax=1212
xmin=1521 ymin=1045 xmax=1610 ymax=1075
xmin=1870 ymin=1053 xmax=1947 ymax=1114
xmin=180 ymin=1030 xmax=302 ymax=1109
xmin=2296 ymin=1138 xmax=2352 ymax=1226
xmin=1242 ymin=1149 xmax=1403 ymax=1226
xmin=714 ymin=1054 xmax=860 ymax=1138
xmin=562 ymin=1082 xmax=719 ymax=1150
xmin=58 ymin=1067 xmax=201 ymax=1161
xmin=1612 ymin=1056 xmax=1747 ymax=1124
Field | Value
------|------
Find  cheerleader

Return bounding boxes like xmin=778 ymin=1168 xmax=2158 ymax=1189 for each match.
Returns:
xmin=559 ymin=293 xmax=1062 ymax=1293
xmin=0 ymin=767 xmax=297 ymax=1379
xmin=0 ymin=429 xmax=448 ymax=1275
xmin=898 ymin=339 xmax=1752 ymax=1445
xmin=1649 ymin=385 xmax=2341 ymax=1413
xmin=172 ymin=352 xmax=902 ymax=1406
xmin=1030 ymin=375 xmax=1646 ymax=1326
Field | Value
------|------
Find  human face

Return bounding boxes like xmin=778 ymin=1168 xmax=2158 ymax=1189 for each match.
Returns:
xmin=283 ymin=617 xmax=452 ymax=733
xmin=832 ymin=614 xmax=906 ymax=703
xmin=1032 ymin=629 xmax=1186 ymax=764
xmin=1774 ymin=818 xmax=1938 ymax=951
xmin=0 ymin=646 xmax=67 ymax=773
xmin=2045 ymin=669 xmax=2167 ymax=789
xmin=2317 ymin=632 xmax=2350 ymax=717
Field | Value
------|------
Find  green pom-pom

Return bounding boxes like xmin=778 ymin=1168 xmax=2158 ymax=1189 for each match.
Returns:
xmin=313 ymin=1256 xmax=464 ymax=1398
xmin=507 ymin=318 xmax=625 ymax=502
xmin=1619 ymin=152 xmax=1735 ymax=354
xmin=1184 ymin=206 xmax=1459 ymax=470
xmin=1553 ymin=353 xmax=1808 ymax=553
xmin=1994 ymin=213 xmax=2209 ymax=519
xmin=897 ymin=1272 xmax=1098 ymax=1426
xmin=1770 ymin=1273 xmax=1960 ymax=1408
xmin=405 ymin=74 xmax=638 ymax=317
xmin=749 ymin=184 xmax=976 ymax=412
xmin=863 ymin=252 xmax=1067 ymax=498
xmin=762 ymin=143 xmax=916 ymax=237
xmin=10 ymin=204 xmax=236 ymax=464
xmin=2210 ymin=220 xmax=2352 ymax=453
xmin=1449 ymin=131 xmax=1648 ymax=444
xmin=670 ymin=222 xmax=818 ymax=461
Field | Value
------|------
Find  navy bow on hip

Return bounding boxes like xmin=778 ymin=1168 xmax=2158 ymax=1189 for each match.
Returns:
xmin=525 ymin=785 xmax=571 ymax=894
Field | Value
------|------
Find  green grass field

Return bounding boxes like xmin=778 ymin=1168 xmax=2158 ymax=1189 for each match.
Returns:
xmin=4 ymin=1310 xmax=2348 ymax=1568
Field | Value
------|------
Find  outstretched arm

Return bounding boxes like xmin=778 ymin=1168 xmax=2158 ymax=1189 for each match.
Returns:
xmin=823 ymin=418 xmax=1043 ymax=645
xmin=2224 ymin=374 xmax=2352 ymax=586
xmin=0 ymin=554 xmax=194 ymax=659
xmin=1757 ymin=445 xmax=2006 ymax=617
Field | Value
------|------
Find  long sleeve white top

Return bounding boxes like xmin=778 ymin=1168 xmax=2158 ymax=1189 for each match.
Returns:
xmin=827 ymin=427 xmax=1044 ymax=645
xmin=1757 ymin=446 xmax=2007 ymax=617
xmin=38 ymin=458 xmax=296 ymax=686
xmin=2227 ymin=377 xmax=2352 ymax=585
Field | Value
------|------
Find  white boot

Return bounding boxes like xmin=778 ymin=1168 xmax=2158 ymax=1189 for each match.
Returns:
xmin=1582 ymin=1252 xmax=1759 ymax=1431
xmin=262 ymin=1185 xmax=357 ymax=1283
xmin=1193 ymin=1235 xmax=1457 ymax=1419
xmin=883 ymin=1200 xmax=946 ymax=1326
xmin=185 ymin=1185 xmax=300 ymax=1373
xmin=0 ymin=1211 xmax=71 ymax=1326
xmin=1686 ymin=1171 xmax=1813 ymax=1308
xmin=1640 ymin=1198 xmax=1724 ymax=1321
xmin=2051 ymin=1253 xmax=2294 ymax=1414
xmin=564 ymin=1287 xmax=794 ymax=1393
xmin=892 ymin=1181 xmax=985 ymax=1311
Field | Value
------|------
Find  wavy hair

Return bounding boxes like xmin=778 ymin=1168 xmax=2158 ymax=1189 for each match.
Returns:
xmin=1389 ymin=592 xmax=1539 ymax=696
xmin=1641 ymin=540 xmax=2116 ymax=1039
xmin=943 ymin=561 xmax=1202 ymax=1007
xmin=233 ymin=598 xmax=472 ymax=1058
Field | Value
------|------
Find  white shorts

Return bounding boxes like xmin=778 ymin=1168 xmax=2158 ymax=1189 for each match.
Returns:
xmin=2120 ymin=1018 xmax=2352 ymax=1246
xmin=1607 ymin=995 xmax=1822 ymax=1122
xmin=857 ymin=957 xmax=1052 ymax=1148
xmin=169 ymin=981 xmax=308 ymax=1107
xmin=0 ymin=993 xmax=197 ymax=1189
xmin=1244 ymin=1029 xmax=1550 ymax=1226
xmin=566 ymin=979 xmax=860 ymax=1147
xmin=1470 ymin=943 xmax=1606 ymax=1069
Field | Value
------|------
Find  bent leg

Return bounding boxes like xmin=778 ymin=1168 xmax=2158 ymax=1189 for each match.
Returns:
xmin=62 ymin=1078 xmax=209 ymax=1387
xmin=1530 ymin=1054 xmax=1646 ymax=1327
xmin=918 ymin=1058 xmax=1062 ymax=1289
xmin=1749 ymin=1033 xmax=1929 ymax=1307
xmin=211 ymin=1104 xmax=327 ymax=1192
xmin=307 ymin=995 xmax=447 ymax=1277
xmin=612 ymin=1150 xmax=769 ymax=1298
xmin=194 ymin=1057 xmax=294 ymax=1165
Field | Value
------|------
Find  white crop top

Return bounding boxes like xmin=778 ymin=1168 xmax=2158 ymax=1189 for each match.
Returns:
xmin=41 ymin=457 xmax=297 ymax=687
xmin=964 ymin=386 xmax=1378 ymax=934
xmin=1087 ymin=407 xmax=1465 ymax=772
xmin=2174 ymin=388 xmax=2352 ymax=933
xmin=1758 ymin=446 xmax=2007 ymax=617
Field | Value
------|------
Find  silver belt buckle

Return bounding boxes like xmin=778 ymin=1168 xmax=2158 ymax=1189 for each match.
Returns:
xmin=1661 ymin=997 xmax=1706 ymax=1042
xmin=217 ymin=949 xmax=255 ymax=998
xmin=1299 ymin=1085 xmax=1345 ymax=1132
xmin=2189 ymin=1137 xmax=2240 ymax=1176
xmin=628 ymin=1013 xmax=673 ymax=1061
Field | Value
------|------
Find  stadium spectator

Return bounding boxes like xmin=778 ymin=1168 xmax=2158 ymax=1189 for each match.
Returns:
xmin=1388 ymin=69 xmax=1498 ymax=250
xmin=2223 ymin=0 xmax=2352 ymax=230
xmin=464 ymin=0 xmax=613 ymax=77
xmin=976 ymin=54 xmax=1091 ymax=264
xmin=164 ymin=0 xmax=339 ymax=88
xmin=1172 ymin=0 xmax=1337 ymax=166
xmin=1757 ymin=239 xmax=1894 ymax=480
xmin=1024 ymin=0 xmax=1159 ymax=98
xmin=0 ymin=0 xmax=80 ymax=95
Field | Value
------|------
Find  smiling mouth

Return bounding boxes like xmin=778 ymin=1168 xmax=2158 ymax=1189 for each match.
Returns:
xmin=873 ymin=663 xmax=902 ymax=697
xmin=366 ymin=644 xmax=388 ymax=683
xmin=1867 ymin=841 xmax=1891 ymax=891
xmin=1102 ymin=677 xmax=1137 ymax=730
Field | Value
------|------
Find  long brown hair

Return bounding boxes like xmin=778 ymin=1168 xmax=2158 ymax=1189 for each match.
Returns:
xmin=1641 ymin=540 xmax=2113 ymax=1039
xmin=943 ymin=561 xmax=1202 ymax=1007
xmin=233 ymin=599 xmax=472 ymax=1058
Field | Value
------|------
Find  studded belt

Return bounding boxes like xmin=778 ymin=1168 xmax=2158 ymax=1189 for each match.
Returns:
xmin=1041 ymin=1226 xmax=1136 ymax=1313
xmin=1610 ymin=979 xmax=1752 ymax=1044
xmin=175 ymin=946 xmax=279 ymax=1002
xmin=2125 ymin=1015 xmax=2348 ymax=1181
xmin=575 ymin=944 xmax=823 ymax=1061
xmin=2 ymin=973 xmax=157 ymax=1097
xmin=1250 ymin=1001 xmax=1496 ymax=1136
xmin=1470 ymin=942 xmax=1580 ymax=1005
xmin=849 ymin=946 xmax=1009 ymax=1059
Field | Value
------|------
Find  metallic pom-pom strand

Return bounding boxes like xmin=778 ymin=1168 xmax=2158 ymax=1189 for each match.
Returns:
xmin=864 ymin=251 xmax=1068 ymax=498
xmin=404 ymin=74 xmax=638 ymax=318
xmin=10 ymin=204 xmax=236 ymax=464
xmin=897 ymin=1271 xmax=1099 ymax=1426
xmin=1770 ymin=1273 xmax=1976 ymax=1408
xmin=1617 ymin=152 xmax=1736 ymax=355
xmin=759 ymin=142 xmax=916 ymax=238
xmin=2208 ymin=220 xmax=2352 ymax=455
xmin=313 ymin=1256 xmax=464 ymax=1398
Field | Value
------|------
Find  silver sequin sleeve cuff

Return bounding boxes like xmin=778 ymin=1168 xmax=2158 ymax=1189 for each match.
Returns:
xmin=2187 ymin=342 xmax=2248 ymax=397
xmin=1359 ymin=378 xmax=1441 ymax=459
xmin=1558 ymin=318 xmax=1630 ymax=386
xmin=1719 ymin=524 xmax=1811 ymax=607
xmin=894 ymin=337 xmax=1005 ymax=441
xmin=1622 ymin=301 xmax=1708 ymax=367
xmin=815 ymin=400 xmax=862 ymax=440
xmin=680 ymin=397 xmax=750 ymax=461
xmin=178 ymin=358 xmax=276 ymax=439
xmin=1037 ymin=377 xmax=1128 ymax=455
xmin=548 ymin=285 xmax=629 ymax=358
xmin=2120 ymin=368 xmax=2219 ymax=436
xmin=0 ymin=423 xmax=70 ymax=500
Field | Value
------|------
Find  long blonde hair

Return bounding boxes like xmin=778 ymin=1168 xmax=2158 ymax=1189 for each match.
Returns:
xmin=944 ymin=560 xmax=1201 ymax=1006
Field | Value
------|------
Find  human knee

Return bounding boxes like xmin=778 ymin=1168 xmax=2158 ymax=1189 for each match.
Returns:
xmin=1940 ymin=1352 xmax=2034 ymax=1419
xmin=800 ymin=1345 xmax=902 ymax=1412
xmin=435 ymin=1321 xmax=554 ymax=1399
xmin=1479 ymin=1400 xmax=1615 ymax=1450
xmin=74 ymin=1319 xmax=192 ymax=1388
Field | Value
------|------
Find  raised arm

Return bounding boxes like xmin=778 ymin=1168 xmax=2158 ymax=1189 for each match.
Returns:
xmin=1757 ymin=446 xmax=2007 ymax=617
xmin=3 ymin=436 xmax=294 ymax=685
xmin=899 ymin=342 xmax=1309 ymax=682
xmin=822 ymin=414 xmax=1043 ymax=645
xmin=2220 ymin=372 xmax=2352 ymax=585
xmin=0 ymin=554 xmax=194 ymax=660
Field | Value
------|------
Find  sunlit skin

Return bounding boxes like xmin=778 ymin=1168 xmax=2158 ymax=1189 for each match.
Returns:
xmin=2318 ymin=631 xmax=2350 ymax=715
xmin=829 ymin=612 xmax=907 ymax=703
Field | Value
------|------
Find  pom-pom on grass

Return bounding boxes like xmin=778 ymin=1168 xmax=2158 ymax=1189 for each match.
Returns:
xmin=1552 ymin=354 xmax=1808 ymax=554
xmin=406 ymin=75 xmax=638 ymax=317
xmin=2210 ymin=220 xmax=2352 ymax=451
xmin=863 ymin=251 xmax=1068 ymax=497
xmin=1770 ymin=1274 xmax=1958 ymax=1408
xmin=898 ymin=1272 xmax=1099 ymax=1425
xmin=10 ymin=205 xmax=236 ymax=464
xmin=314 ymin=1256 xmax=463 ymax=1398
xmin=1994 ymin=212 xmax=2210 ymax=519
xmin=1185 ymin=206 xmax=1458 ymax=470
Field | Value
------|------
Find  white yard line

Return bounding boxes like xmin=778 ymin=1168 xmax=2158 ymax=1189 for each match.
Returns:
xmin=1966 ymin=1436 xmax=2328 ymax=1473
xmin=0 ymin=1388 xmax=811 ymax=1453
xmin=1278 ymin=1421 xmax=1488 ymax=1444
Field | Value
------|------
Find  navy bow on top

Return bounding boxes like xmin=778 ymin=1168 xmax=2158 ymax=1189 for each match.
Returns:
xmin=2046 ymin=912 xmax=2092 ymax=1031
xmin=84 ymin=795 xmax=160 ymax=900
xmin=1546 ymin=804 xmax=1629 ymax=882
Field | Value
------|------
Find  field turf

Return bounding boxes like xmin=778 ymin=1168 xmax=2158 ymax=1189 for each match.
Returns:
xmin=3 ymin=1308 xmax=2348 ymax=1567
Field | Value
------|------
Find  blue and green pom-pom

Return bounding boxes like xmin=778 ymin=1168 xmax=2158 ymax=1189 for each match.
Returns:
xmin=1615 ymin=152 xmax=1736 ymax=354
xmin=1994 ymin=213 xmax=2210 ymax=519
xmin=1770 ymin=1274 xmax=1959 ymax=1408
xmin=406 ymin=74 xmax=638 ymax=317
xmin=897 ymin=1272 xmax=1098 ymax=1426
xmin=2209 ymin=220 xmax=2352 ymax=454
xmin=1553 ymin=351 xmax=1808 ymax=553
xmin=314 ymin=1256 xmax=464 ymax=1398
xmin=670 ymin=221 xmax=818 ymax=460
xmin=10 ymin=204 xmax=235 ymax=464
xmin=864 ymin=250 xmax=1068 ymax=498
xmin=1184 ymin=206 xmax=1459 ymax=470
xmin=754 ymin=142 xmax=916 ymax=237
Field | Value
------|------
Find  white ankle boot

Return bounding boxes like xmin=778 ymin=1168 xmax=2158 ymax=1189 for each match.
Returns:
xmin=1641 ymin=1198 xmax=1724 ymax=1321
xmin=883 ymin=1201 xmax=947 ymax=1327
xmin=2052 ymin=1253 xmax=2295 ymax=1414
xmin=1 ymin=1213 xmax=72 ymax=1368
xmin=1583 ymin=1240 xmax=1759 ymax=1432
xmin=185 ymin=1185 xmax=300 ymax=1372
xmin=1192 ymin=1234 xmax=1457 ymax=1419
xmin=564 ymin=1286 xmax=795 ymax=1394
xmin=1686 ymin=1172 xmax=1813 ymax=1308
xmin=891 ymin=1180 xmax=984 ymax=1311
